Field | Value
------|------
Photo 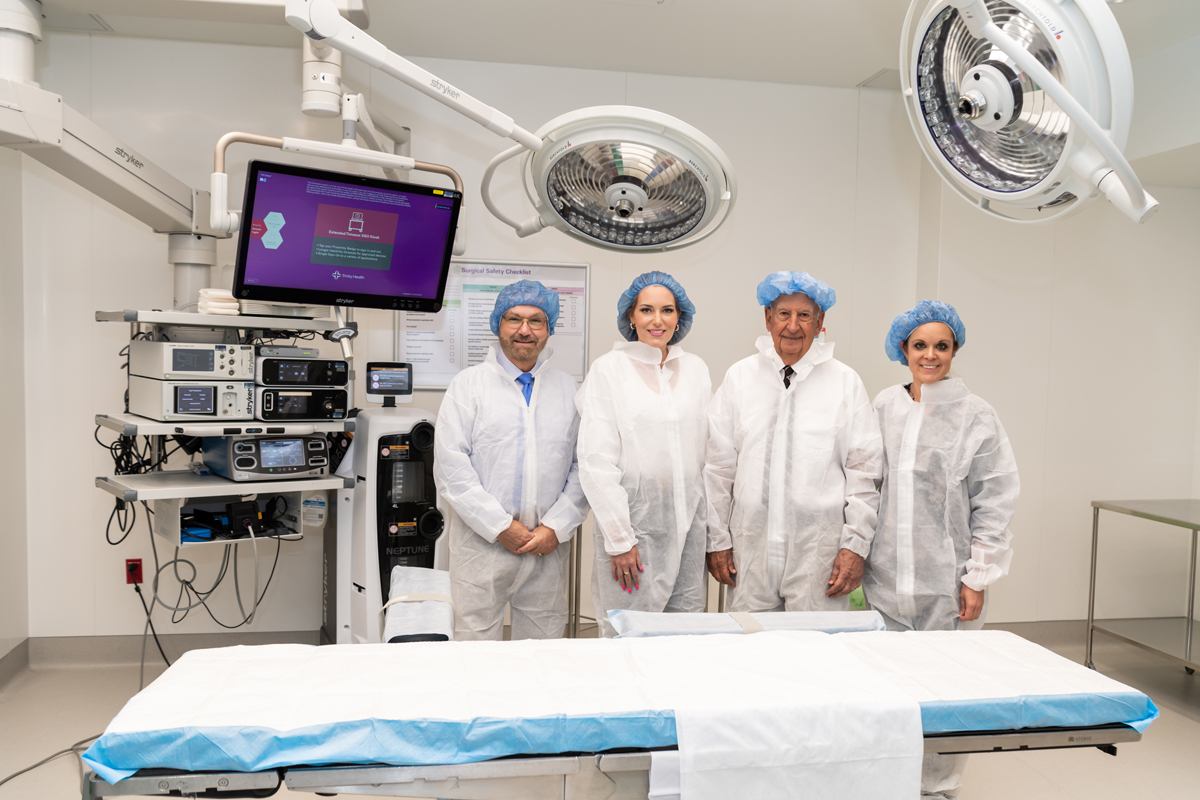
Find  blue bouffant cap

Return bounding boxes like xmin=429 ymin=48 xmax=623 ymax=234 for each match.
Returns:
xmin=885 ymin=300 xmax=966 ymax=365
xmin=755 ymin=271 xmax=836 ymax=311
xmin=489 ymin=280 xmax=561 ymax=336
xmin=616 ymin=271 xmax=696 ymax=346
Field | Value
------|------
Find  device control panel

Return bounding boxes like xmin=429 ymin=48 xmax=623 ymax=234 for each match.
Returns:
xmin=130 ymin=341 xmax=254 ymax=381
xmin=255 ymin=387 xmax=347 ymax=421
xmin=256 ymin=357 xmax=348 ymax=387
xmin=365 ymin=362 xmax=413 ymax=404
xmin=129 ymin=376 xmax=254 ymax=421
xmin=375 ymin=421 xmax=442 ymax=595
xmin=201 ymin=435 xmax=329 ymax=481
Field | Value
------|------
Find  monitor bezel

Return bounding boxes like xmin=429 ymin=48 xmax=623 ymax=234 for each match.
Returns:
xmin=232 ymin=160 xmax=461 ymax=312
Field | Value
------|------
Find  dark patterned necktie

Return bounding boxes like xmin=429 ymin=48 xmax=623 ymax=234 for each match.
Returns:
xmin=783 ymin=365 xmax=794 ymax=389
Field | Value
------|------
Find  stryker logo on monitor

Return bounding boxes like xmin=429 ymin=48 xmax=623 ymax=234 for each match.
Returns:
xmin=233 ymin=161 xmax=461 ymax=313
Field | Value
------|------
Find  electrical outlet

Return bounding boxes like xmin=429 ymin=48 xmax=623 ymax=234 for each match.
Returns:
xmin=126 ymin=558 xmax=143 ymax=585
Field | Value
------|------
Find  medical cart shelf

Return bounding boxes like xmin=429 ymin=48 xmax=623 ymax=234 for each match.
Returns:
xmin=95 ymin=308 xmax=353 ymax=334
xmin=95 ymin=470 xmax=350 ymax=502
xmin=1087 ymin=499 xmax=1200 ymax=673
xmin=95 ymin=412 xmax=353 ymax=438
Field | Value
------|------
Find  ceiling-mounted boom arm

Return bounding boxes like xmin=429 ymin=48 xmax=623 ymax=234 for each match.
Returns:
xmin=284 ymin=0 xmax=542 ymax=152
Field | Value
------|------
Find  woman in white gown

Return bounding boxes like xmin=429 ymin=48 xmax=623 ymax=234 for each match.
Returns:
xmin=576 ymin=271 xmax=711 ymax=638
xmin=862 ymin=299 xmax=1020 ymax=799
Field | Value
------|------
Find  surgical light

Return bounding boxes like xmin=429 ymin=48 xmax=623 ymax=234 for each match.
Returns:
xmin=901 ymin=0 xmax=1158 ymax=224
xmin=482 ymin=106 xmax=736 ymax=252
xmin=284 ymin=0 xmax=736 ymax=251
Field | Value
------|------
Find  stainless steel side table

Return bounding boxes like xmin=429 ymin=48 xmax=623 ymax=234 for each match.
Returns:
xmin=1087 ymin=500 xmax=1199 ymax=674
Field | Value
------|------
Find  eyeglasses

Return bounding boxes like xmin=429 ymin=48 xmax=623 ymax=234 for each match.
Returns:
xmin=771 ymin=309 xmax=818 ymax=323
xmin=501 ymin=315 xmax=548 ymax=330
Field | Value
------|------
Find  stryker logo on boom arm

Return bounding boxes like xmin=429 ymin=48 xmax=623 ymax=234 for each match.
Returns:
xmin=114 ymin=147 xmax=144 ymax=169
xmin=430 ymin=78 xmax=461 ymax=100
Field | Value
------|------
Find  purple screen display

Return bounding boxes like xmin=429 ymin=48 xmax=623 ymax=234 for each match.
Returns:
xmin=240 ymin=171 xmax=455 ymax=298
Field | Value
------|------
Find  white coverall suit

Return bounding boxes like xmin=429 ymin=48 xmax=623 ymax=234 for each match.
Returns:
xmin=434 ymin=346 xmax=589 ymax=641
xmin=704 ymin=336 xmax=884 ymax=612
xmin=864 ymin=377 xmax=1019 ymax=798
xmin=576 ymin=341 xmax=711 ymax=638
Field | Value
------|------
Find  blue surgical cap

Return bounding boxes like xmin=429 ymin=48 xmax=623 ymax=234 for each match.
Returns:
xmin=756 ymin=271 xmax=836 ymax=312
xmin=489 ymin=280 xmax=561 ymax=336
xmin=617 ymin=271 xmax=696 ymax=346
xmin=885 ymin=300 xmax=966 ymax=365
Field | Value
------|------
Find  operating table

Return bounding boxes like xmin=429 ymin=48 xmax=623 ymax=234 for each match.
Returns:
xmin=80 ymin=616 xmax=1156 ymax=799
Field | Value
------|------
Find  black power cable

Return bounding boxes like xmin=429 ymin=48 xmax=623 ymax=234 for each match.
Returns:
xmin=129 ymin=562 xmax=170 ymax=668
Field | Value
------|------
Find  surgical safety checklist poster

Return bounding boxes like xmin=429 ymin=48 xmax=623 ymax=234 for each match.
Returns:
xmin=399 ymin=260 xmax=589 ymax=388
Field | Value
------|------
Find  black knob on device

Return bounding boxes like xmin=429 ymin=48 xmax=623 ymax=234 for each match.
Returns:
xmin=418 ymin=509 xmax=444 ymax=540
xmin=410 ymin=421 xmax=435 ymax=452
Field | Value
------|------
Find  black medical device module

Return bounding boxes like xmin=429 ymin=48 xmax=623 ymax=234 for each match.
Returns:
xmin=256 ymin=357 xmax=349 ymax=387
xmin=255 ymin=388 xmax=348 ymax=421
xmin=375 ymin=420 xmax=441 ymax=595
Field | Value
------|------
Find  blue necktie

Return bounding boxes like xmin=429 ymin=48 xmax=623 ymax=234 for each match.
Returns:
xmin=517 ymin=372 xmax=534 ymax=406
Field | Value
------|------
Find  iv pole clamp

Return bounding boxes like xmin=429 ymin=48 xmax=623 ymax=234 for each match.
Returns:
xmin=325 ymin=307 xmax=357 ymax=361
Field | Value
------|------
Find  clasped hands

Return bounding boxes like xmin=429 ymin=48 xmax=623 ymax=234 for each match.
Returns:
xmin=497 ymin=519 xmax=559 ymax=556
xmin=706 ymin=547 xmax=865 ymax=598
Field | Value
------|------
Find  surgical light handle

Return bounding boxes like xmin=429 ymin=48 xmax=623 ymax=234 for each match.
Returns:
xmin=950 ymin=0 xmax=1157 ymax=223
xmin=481 ymin=145 xmax=546 ymax=237
xmin=284 ymin=0 xmax=542 ymax=152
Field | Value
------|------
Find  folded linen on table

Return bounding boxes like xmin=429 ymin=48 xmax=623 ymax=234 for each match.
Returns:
xmin=381 ymin=566 xmax=454 ymax=642
xmin=838 ymin=630 xmax=1159 ymax=733
xmin=671 ymin=631 xmax=922 ymax=800
xmin=609 ymin=608 xmax=887 ymax=637
xmin=81 ymin=632 xmax=923 ymax=799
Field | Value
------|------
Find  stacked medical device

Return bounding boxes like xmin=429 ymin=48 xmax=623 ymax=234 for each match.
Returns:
xmin=127 ymin=341 xmax=256 ymax=422
xmin=252 ymin=345 xmax=350 ymax=423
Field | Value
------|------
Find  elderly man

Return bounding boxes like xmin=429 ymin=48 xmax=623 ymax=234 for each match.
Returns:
xmin=704 ymin=271 xmax=883 ymax=612
xmin=435 ymin=280 xmax=589 ymax=640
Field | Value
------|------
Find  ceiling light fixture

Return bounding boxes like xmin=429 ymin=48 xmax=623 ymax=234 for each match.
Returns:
xmin=901 ymin=0 xmax=1158 ymax=224
xmin=284 ymin=0 xmax=736 ymax=251
xmin=482 ymin=106 xmax=736 ymax=252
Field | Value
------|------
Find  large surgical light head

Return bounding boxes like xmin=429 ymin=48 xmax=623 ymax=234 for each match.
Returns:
xmin=284 ymin=0 xmax=737 ymax=251
xmin=484 ymin=106 xmax=736 ymax=252
xmin=901 ymin=0 xmax=1158 ymax=224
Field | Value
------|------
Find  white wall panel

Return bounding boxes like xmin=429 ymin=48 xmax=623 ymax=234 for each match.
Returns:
xmin=931 ymin=185 xmax=1200 ymax=623
xmin=1040 ymin=188 xmax=1200 ymax=620
xmin=0 ymin=148 xmax=29 ymax=660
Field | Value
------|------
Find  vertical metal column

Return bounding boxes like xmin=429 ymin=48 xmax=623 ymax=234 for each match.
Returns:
xmin=1085 ymin=506 xmax=1100 ymax=669
xmin=1186 ymin=529 xmax=1197 ymax=665
xmin=573 ymin=527 xmax=583 ymax=637
xmin=566 ymin=534 xmax=577 ymax=638
xmin=718 ymin=584 xmax=727 ymax=614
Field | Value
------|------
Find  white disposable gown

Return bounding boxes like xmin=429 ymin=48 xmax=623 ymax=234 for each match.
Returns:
xmin=435 ymin=346 xmax=589 ymax=641
xmin=704 ymin=336 xmax=883 ymax=612
xmin=862 ymin=378 xmax=1019 ymax=631
xmin=576 ymin=342 xmax=711 ymax=638
xmin=863 ymin=378 xmax=1019 ymax=800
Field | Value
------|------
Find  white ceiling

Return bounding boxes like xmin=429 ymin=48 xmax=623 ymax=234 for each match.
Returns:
xmin=40 ymin=0 xmax=1200 ymax=90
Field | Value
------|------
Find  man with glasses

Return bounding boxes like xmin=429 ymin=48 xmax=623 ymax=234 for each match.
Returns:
xmin=435 ymin=280 xmax=589 ymax=640
xmin=704 ymin=271 xmax=883 ymax=614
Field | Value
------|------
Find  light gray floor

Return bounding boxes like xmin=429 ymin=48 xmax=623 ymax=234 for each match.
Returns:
xmin=1 ymin=621 xmax=1197 ymax=799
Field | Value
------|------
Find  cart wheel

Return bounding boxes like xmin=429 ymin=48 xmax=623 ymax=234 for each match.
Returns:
xmin=1186 ymin=667 xmax=1195 ymax=676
